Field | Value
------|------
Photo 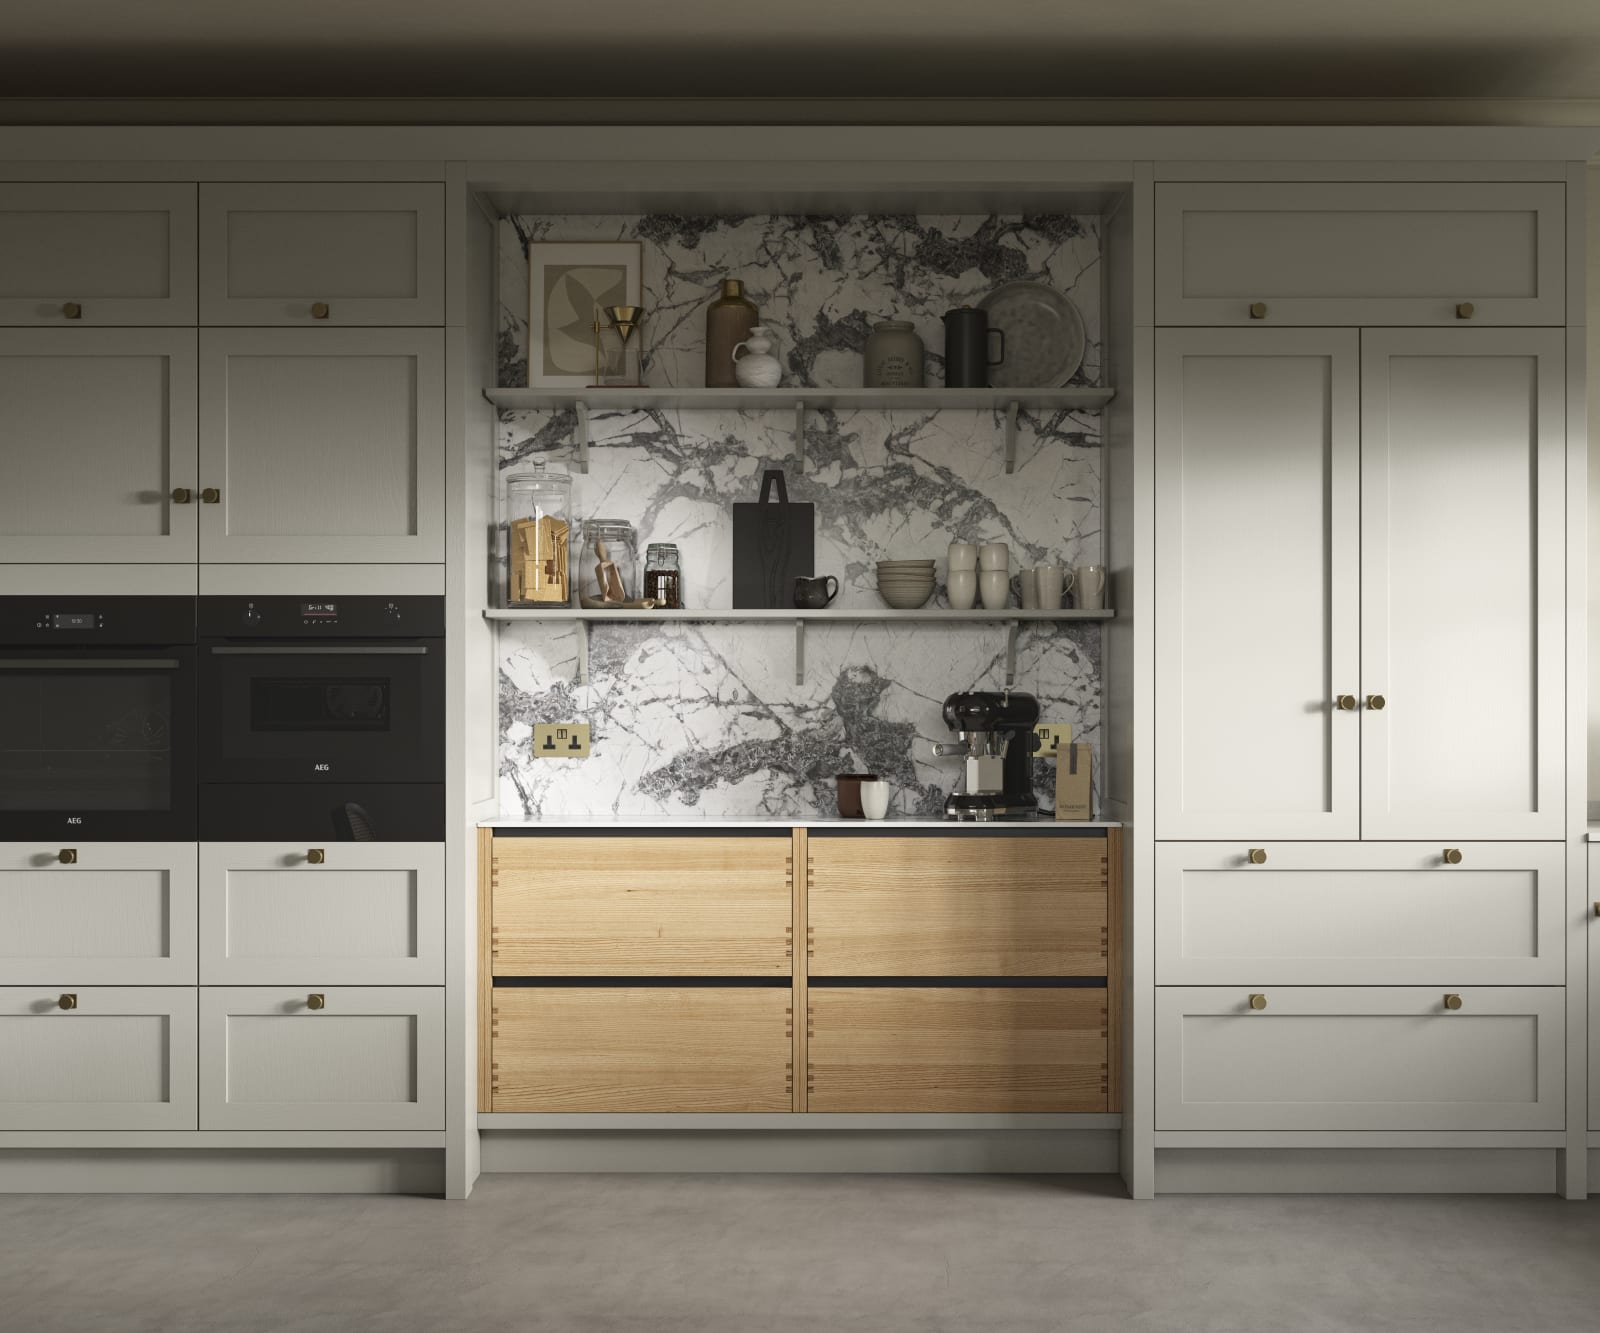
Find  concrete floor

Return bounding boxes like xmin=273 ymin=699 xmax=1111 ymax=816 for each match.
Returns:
xmin=4 ymin=1175 xmax=1600 ymax=1333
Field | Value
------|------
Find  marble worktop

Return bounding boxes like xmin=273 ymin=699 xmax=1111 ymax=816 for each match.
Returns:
xmin=481 ymin=816 xmax=1119 ymax=831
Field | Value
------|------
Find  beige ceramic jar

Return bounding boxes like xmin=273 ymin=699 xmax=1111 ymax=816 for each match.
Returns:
xmin=864 ymin=320 xmax=925 ymax=388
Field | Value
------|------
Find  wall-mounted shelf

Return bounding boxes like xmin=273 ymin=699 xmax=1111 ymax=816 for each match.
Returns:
xmin=484 ymin=607 xmax=1113 ymax=687
xmin=482 ymin=385 xmax=1115 ymax=475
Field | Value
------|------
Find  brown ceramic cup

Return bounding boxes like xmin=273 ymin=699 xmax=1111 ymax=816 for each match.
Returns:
xmin=835 ymin=772 xmax=881 ymax=819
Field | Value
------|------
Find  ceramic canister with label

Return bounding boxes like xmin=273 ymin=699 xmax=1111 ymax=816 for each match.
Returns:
xmin=864 ymin=320 xmax=925 ymax=388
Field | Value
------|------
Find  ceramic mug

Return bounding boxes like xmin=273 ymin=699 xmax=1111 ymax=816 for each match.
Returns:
xmin=979 ymin=569 xmax=1010 ymax=610
xmin=947 ymin=541 xmax=978 ymax=572
xmin=835 ymin=772 xmax=880 ymax=819
xmin=1018 ymin=568 xmax=1039 ymax=609
xmin=860 ymin=779 xmax=891 ymax=820
xmin=793 ymin=575 xmax=839 ymax=609
xmin=979 ymin=542 xmax=1009 ymax=572
xmin=1035 ymin=564 xmax=1065 ymax=610
xmin=1074 ymin=564 xmax=1107 ymax=611
xmin=947 ymin=569 xmax=978 ymax=610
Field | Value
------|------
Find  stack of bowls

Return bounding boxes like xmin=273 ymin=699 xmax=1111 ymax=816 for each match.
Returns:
xmin=877 ymin=558 xmax=936 ymax=609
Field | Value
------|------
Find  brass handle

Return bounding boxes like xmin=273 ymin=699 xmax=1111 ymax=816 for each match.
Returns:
xmin=1249 ymin=993 xmax=1268 ymax=1010
xmin=1443 ymin=993 xmax=1463 ymax=1010
xmin=200 ymin=487 xmax=220 ymax=504
xmin=58 ymin=848 xmax=77 ymax=864
xmin=58 ymin=993 xmax=78 ymax=1010
xmin=1443 ymin=848 xmax=1463 ymax=865
xmin=306 ymin=993 xmax=326 ymax=1010
xmin=1336 ymin=694 xmax=1357 ymax=711
xmin=310 ymin=302 xmax=330 ymax=320
xmin=1365 ymin=694 xmax=1386 ymax=710
xmin=1248 ymin=302 xmax=1268 ymax=320
xmin=1247 ymin=848 xmax=1267 ymax=865
xmin=1455 ymin=302 xmax=1475 ymax=320
xmin=171 ymin=487 xmax=193 ymax=505
xmin=62 ymin=302 xmax=82 ymax=320
xmin=306 ymin=848 xmax=325 ymax=864
xmin=1594 ymin=902 xmax=1600 ymax=919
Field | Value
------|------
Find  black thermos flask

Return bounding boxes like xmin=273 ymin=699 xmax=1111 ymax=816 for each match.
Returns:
xmin=942 ymin=307 xmax=1006 ymax=388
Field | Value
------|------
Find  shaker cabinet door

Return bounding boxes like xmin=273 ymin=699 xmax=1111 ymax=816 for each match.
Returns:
xmin=1155 ymin=329 xmax=1361 ymax=840
xmin=1359 ymin=330 xmax=1564 ymax=840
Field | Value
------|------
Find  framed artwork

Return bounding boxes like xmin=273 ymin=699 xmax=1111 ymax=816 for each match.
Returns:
xmin=527 ymin=240 xmax=643 ymax=387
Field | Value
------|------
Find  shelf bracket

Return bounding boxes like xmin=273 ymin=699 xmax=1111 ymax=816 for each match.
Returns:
xmin=575 ymin=619 xmax=590 ymax=685
xmin=574 ymin=400 xmax=590 ymax=475
xmin=1004 ymin=619 xmax=1019 ymax=687
xmin=1003 ymin=400 xmax=1020 ymax=475
xmin=794 ymin=401 xmax=806 ymax=470
xmin=794 ymin=619 xmax=805 ymax=686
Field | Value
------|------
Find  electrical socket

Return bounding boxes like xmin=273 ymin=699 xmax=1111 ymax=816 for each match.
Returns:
xmin=1034 ymin=723 xmax=1073 ymax=758
xmin=533 ymin=722 xmax=591 ymax=758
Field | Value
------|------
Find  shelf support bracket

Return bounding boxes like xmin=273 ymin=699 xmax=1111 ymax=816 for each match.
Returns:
xmin=1004 ymin=400 xmax=1020 ymax=475
xmin=794 ymin=619 xmax=805 ymax=686
xmin=575 ymin=400 xmax=590 ymax=475
xmin=1004 ymin=619 xmax=1019 ymax=687
xmin=794 ymin=401 xmax=806 ymax=470
xmin=576 ymin=619 xmax=590 ymax=685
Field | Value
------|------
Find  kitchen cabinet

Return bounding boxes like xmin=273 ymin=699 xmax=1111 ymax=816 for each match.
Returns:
xmin=1155 ymin=328 xmax=1361 ymax=841
xmin=199 ymin=985 xmax=443 ymax=1130
xmin=198 ymin=327 xmax=444 ymax=563
xmin=0 ymin=328 xmax=198 ymax=564
xmin=0 ymin=987 xmax=197 ymax=1130
xmin=491 ymin=833 xmax=793 ymax=976
xmin=0 ymin=183 xmax=197 ymax=326
xmin=1155 ymin=986 xmax=1564 ymax=1131
xmin=199 ymin=183 xmax=443 ymax=326
xmin=1591 ymin=846 xmax=1600 ymax=1132
xmin=0 ymin=842 xmax=197 ymax=986
xmin=488 ymin=986 xmax=794 ymax=1113
xmin=1359 ymin=329 xmax=1565 ymax=840
xmin=199 ymin=842 xmax=444 ymax=986
xmin=1155 ymin=182 xmax=1565 ymax=327
xmin=1155 ymin=842 xmax=1564 ymax=987
xmin=806 ymin=987 xmax=1107 ymax=1113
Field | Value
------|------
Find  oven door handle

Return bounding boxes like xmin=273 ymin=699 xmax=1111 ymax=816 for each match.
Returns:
xmin=0 ymin=658 xmax=182 ymax=669
xmin=207 ymin=646 xmax=429 ymax=656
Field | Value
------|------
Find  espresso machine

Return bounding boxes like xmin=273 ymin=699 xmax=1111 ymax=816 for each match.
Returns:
xmin=931 ymin=689 xmax=1042 ymax=820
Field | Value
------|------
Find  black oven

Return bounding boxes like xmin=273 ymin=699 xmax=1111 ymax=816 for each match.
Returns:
xmin=0 ymin=597 xmax=197 ymax=841
xmin=198 ymin=596 xmax=444 ymax=841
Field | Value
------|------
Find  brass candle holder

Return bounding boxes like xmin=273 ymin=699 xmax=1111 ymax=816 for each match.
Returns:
xmin=592 ymin=303 xmax=645 ymax=387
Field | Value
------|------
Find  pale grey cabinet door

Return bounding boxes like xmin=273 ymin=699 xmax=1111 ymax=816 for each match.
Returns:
xmin=1590 ymin=846 xmax=1600 ymax=1130
xmin=0 ymin=183 xmax=197 ymax=326
xmin=0 ymin=328 xmax=199 ymax=563
xmin=199 ymin=986 xmax=443 ymax=1130
xmin=0 ymin=987 xmax=198 ymax=1130
xmin=198 ymin=327 xmax=444 ymax=563
xmin=0 ymin=842 xmax=197 ymax=986
xmin=200 ymin=183 xmax=443 ymax=326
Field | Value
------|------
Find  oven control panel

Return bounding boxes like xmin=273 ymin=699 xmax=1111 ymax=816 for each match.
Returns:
xmin=199 ymin=596 xmax=445 ymax=638
xmin=0 ymin=596 xmax=196 ymax=647
xmin=35 ymin=611 xmax=106 ymax=631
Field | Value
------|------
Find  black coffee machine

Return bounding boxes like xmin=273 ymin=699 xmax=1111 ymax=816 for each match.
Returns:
xmin=932 ymin=689 xmax=1041 ymax=820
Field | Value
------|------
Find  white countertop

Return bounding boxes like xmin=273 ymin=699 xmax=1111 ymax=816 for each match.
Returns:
xmin=482 ymin=816 xmax=1120 ymax=831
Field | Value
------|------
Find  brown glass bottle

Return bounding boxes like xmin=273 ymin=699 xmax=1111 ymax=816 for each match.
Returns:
xmin=705 ymin=279 xmax=758 ymax=388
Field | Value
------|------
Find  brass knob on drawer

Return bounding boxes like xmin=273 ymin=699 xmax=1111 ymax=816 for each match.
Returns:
xmin=1249 ymin=993 xmax=1268 ymax=1010
xmin=1444 ymin=993 xmax=1463 ymax=1010
xmin=311 ymin=302 xmax=330 ymax=320
xmin=62 ymin=302 xmax=82 ymax=320
xmin=58 ymin=993 xmax=77 ymax=1010
xmin=1247 ymin=848 xmax=1267 ymax=865
xmin=306 ymin=993 xmax=326 ymax=1010
xmin=1443 ymin=848 xmax=1463 ymax=865
xmin=1365 ymin=694 xmax=1386 ymax=711
xmin=306 ymin=848 xmax=325 ymax=865
xmin=1248 ymin=302 xmax=1268 ymax=319
xmin=1456 ymin=302 xmax=1475 ymax=320
xmin=1336 ymin=694 xmax=1357 ymax=711
xmin=58 ymin=849 xmax=77 ymax=864
xmin=200 ymin=487 xmax=221 ymax=504
xmin=171 ymin=487 xmax=193 ymax=505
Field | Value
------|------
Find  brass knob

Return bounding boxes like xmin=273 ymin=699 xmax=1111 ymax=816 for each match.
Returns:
xmin=1249 ymin=993 xmax=1268 ymax=1010
xmin=58 ymin=993 xmax=77 ymax=1010
xmin=310 ymin=302 xmax=330 ymax=320
xmin=1248 ymin=302 xmax=1268 ymax=320
xmin=1443 ymin=848 xmax=1463 ymax=865
xmin=1247 ymin=848 xmax=1267 ymax=865
xmin=1443 ymin=993 xmax=1463 ymax=1010
xmin=62 ymin=301 xmax=82 ymax=319
xmin=1365 ymin=694 xmax=1386 ymax=710
xmin=200 ymin=487 xmax=220 ymax=504
xmin=171 ymin=487 xmax=193 ymax=505
xmin=1336 ymin=694 xmax=1357 ymax=711
xmin=1456 ymin=302 xmax=1475 ymax=320
xmin=58 ymin=848 xmax=77 ymax=864
xmin=1594 ymin=902 xmax=1600 ymax=919
xmin=306 ymin=993 xmax=326 ymax=1010
xmin=307 ymin=848 xmax=325 ymax=865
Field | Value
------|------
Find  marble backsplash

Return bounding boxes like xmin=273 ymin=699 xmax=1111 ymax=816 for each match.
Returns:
xmin=495 ymin=212 xmax=1104 ymax=820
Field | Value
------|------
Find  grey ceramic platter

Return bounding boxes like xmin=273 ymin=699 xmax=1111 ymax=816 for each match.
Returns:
xmin=977 ymin=281 xmax=1085 ymax=388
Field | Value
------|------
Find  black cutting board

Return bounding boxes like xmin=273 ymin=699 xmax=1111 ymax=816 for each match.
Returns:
xmin=732 ymin=469 xmax=815 ymax=609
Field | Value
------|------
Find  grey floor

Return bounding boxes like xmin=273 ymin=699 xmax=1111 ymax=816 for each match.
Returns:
xmin=5 ymin=1175 xmax=1600 ymax=1333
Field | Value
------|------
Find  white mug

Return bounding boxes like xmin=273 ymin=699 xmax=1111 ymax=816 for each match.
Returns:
xmin=1034 ymin=564 xmax=1064 ymax=610
xmin=860 ymin=779 xmax=891 ymax=820
xmin=1018 ymin=568 xmax=1039 ymax=609
xmin=947 ymin=569 xmax=978 ymax=610
xmin=979 ymin=569 xmax=1010 ymax=610
xmin=1074 ymin=564 xmax=1107 ymax=611
xmin=947 ymin=542 xmax=978 ymax=572
xmin=978 ymin=542 xmax=1009 ymax=572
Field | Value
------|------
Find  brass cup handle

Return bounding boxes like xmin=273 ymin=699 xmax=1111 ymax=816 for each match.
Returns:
xmin=1365 ymin=694 xmax=1386 ymax=710
xmin=200 ymin=487 xmax=221 ymax=504
xmin=62 ymin=301 xmax=82 ymax=320
xmin=58 ymin=993 xmax=78 ymax=1010
xmin=171 ymin=487 xmax=193 ymax=505
xmin=1336 ymin=694 xmax=1357 ymax=711
xmin=1247 ymin=848 xmax=1267 ymax=865
xmin=57 ymin=848 xmax=77 ymax=865
xmin=306 ymin=848 xmax=325 ymax=865
xmin=1455 ymin=302 xmax=1475 ymax=320
xmin=1442 ymin=848 xmax=1463 ymax=865
xmin=1443 ymin=993 xmax=1463 ymax=1010
xmin=306 ymin=993 xmax=326 ymax=1011
xmin=1248 ymin=302 xmax=1268 ymax=319
xmin=310 ymin=302 xmax=330 ymax=320
xmin=1248 ymin=993 xmax=1268 ymax=1011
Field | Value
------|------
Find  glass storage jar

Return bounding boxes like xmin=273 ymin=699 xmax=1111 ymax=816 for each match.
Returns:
xmin=502 ymin=464 xmax=574 ymax=608
xmin=575 ymin=518 xmax=639 ymax=607
xmin=643 ymin=543 xmax=683 ymax=609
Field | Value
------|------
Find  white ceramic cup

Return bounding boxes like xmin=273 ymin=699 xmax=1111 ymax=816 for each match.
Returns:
xmin=860 ymin=779 xmax=891 ymax=820
xmin=947 ymin=569 xmax=978 ymax=610
xmin=947 ymin=542 xmax=978 ymax=572
xmin=979 ymin=542 xmax=1009 ymax=571
xmin=1034 ymin=564 xmax=1064 ymax=610
xmin=1074 ymin=564 xmax=1107 ymax=611
xmin=1018 ymin=568 xmax=1039 ymax=609
xmin=979 ymin=569 xmax=1010 ymax=610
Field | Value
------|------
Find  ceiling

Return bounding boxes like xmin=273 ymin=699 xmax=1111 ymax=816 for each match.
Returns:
xmin=4 ymin=0 xmax=1600 ymax=101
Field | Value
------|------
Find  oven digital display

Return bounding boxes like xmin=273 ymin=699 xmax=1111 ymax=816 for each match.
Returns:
xmin=299 ymin=602 xmax=338 ymax=619
xmin=50 ymin=613 xmax=96 ymax=630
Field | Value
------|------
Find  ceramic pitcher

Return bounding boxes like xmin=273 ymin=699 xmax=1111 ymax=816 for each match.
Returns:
xmin=732 ymin=326 xmax=783 ymax=388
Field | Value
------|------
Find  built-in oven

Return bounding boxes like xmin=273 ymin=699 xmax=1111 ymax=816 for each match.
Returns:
xmin=0 ymin=597 xmax=197 ymax=841
xmin=198 ymin=596 xmax=445 ymax=841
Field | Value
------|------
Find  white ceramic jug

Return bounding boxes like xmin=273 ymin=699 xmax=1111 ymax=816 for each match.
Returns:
xmin=732 ymin=325 xmax=783 ymax=388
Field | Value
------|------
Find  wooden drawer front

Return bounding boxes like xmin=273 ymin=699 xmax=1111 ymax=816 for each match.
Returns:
xmin=200 ymin=987 xmax=442 ymax=1130
xmin=1156 ymin=986 xmax=1563 ymax=1131
xmin=200 ymin=183 xmax=443 ymax=325
xmin=1156 ymin=843 xmax=1564 ymax=986
xmin=0 ymin=843 xmax=196 ymax=985
xmin=806 ymin=988 xmax=1108 ymax=1113
xmin=492 ymin=836 xmax=793 ymax=976
xmin=0 ymin=987 xmax=197 ymax=1129
xmin=0 ymin=184 xmax=197 ymax=325
xmin=807 ymin=836 xmax=1106 ymax=976
xmin=490 ymin=987 xmax=793 ymax=1112
xmin=1155 ymin=182 xmax=1564 ymax=326
xmin=200 ymin=843 xmax=443 ymax=985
